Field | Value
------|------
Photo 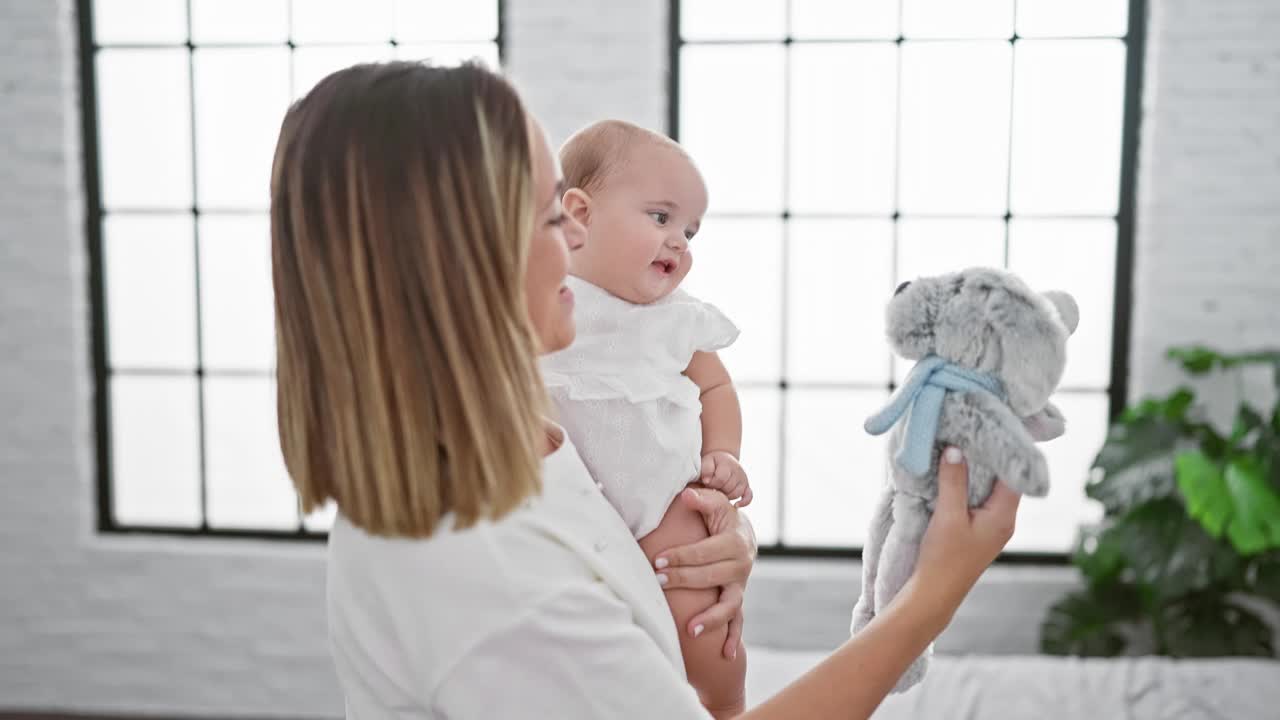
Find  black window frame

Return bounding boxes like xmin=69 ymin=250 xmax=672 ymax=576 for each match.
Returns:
xmin=79 ymin=0 xmax=507 ymax=541
xmin=667 ymin=0 xmax=1146 ymax=563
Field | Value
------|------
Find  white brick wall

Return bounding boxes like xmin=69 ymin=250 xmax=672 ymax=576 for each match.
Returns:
xmin=1 ymin=0 xmax=1277 ymax=715
xmin=1129 ymin=0 xmax=1280 ymax=415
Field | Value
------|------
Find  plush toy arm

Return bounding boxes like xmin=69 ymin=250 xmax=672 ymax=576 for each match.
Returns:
xmin=949 ymin=392 xmax=1051 ymax=497
xmin=851 ymin=484 xmax=895 ymax=634
xmin=1022 ymin=401 xmax=1066 ymax=442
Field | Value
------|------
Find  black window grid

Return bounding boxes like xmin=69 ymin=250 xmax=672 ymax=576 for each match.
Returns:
xmin=79 ymin=0 xmax=505 ymax=540
xmin=668 ymin=0 xmax=1146 ymax=560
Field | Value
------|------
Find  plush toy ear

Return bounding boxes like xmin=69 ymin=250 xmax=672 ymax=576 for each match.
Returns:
xmin=1043 ymin=290 xmax=1079 ymax=335
xmin=987 ymin=285 xmax=1069 ymax=416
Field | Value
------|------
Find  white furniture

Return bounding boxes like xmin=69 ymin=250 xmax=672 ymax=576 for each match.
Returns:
xmin=745 ymin=649 xmax=1280 ymax=719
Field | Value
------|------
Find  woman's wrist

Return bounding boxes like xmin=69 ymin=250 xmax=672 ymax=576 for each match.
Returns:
xmin=894 ymin=575 xmax=961 ymax=640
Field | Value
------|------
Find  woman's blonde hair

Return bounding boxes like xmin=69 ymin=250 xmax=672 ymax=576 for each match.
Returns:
xmin=270 ymin=62 xmax=547 ymax=537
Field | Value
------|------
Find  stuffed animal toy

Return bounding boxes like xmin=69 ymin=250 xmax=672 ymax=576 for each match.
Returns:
xmin=850 ymin=267 xmax=1079 ymax=693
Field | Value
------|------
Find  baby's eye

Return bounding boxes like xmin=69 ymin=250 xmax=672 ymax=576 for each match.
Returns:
xmin=648 ymin=211 xmax=669 ymax=225
xmin=684 ymin=230 xmax=696 ymax=242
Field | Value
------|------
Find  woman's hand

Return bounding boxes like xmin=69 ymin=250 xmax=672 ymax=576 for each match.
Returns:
xmin=904 ymin=446 xmax=1021 ymax=634
xmin=652 ymin=487 xmax=757 ymax=659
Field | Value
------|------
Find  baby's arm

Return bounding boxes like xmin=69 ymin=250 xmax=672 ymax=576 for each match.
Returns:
xmin=639 ymin=493 xmax=748 ymax=719
xmin=685 ymin=351 xmax=751 ymax=505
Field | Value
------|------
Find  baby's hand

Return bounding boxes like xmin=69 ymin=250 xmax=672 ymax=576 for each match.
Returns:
xmin=700 ymin=451 xmax=752 ymax=507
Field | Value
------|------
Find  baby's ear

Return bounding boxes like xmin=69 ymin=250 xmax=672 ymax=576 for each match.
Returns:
xmin=562 ymin=187 xmax=592 ymax=227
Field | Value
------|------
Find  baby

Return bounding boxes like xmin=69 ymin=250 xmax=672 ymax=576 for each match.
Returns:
xmin=540 ymin=120 xmax=749 ymax=718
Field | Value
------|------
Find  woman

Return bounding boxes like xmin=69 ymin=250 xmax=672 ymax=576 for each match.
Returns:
xmin=271 ymin=61 xmax=1021 ymax=719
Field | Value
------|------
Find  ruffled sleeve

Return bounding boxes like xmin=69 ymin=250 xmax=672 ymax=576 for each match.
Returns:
xmin=540 ymin=280 xmax=738 ymax=410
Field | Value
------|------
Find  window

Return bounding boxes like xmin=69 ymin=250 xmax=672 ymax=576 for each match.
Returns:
xmin=81 ymin=0 xmax=502 ymax=536
xmin=671 ymin=0 xmax=1143 ymax=554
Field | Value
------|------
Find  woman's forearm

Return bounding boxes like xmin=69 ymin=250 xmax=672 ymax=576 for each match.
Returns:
xmin=739 ymin=577 xmax=947 ymax=720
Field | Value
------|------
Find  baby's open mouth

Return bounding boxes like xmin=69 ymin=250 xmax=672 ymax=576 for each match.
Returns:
xmin=652 ymin=259 xmax=676 ymax=275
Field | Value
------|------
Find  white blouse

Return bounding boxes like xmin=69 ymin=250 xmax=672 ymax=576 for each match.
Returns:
xmin=326 ymin=428 xmax=712 ymax=719
xmin=540 ymin=277 xmax=739 ymax=538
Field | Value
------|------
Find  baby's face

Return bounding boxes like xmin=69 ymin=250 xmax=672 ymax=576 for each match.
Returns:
xmin=571 ymin=145 xmax=708 ymax=304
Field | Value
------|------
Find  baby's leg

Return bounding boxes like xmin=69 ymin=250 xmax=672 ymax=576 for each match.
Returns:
xmin=639 ymin=489 xmax=747 ymax=719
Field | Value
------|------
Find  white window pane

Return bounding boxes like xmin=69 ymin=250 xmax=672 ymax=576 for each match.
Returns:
xmin=1008 ymin=219 xmax=1115 ymax=389
xmin=111 ymin=375 xmax=201 ymax=527
xmin=894 ymin=218 xmax=1005 ymax=384
xmin=304 ymin=501 xmax=338 ymax=532
xmin=199 ymin=215 xmax=276 ymax=371
xmin=94 ymin=0 xmax=187 ymax=45
xmin=1005 ymin=392 xmax=1107 ymax=552
xmin=680 ymin=45 xmax=785 ymax=214
xmin=899 ymin=42 xmax=1012 ymax=215
xmin=292 ymin=0 xmax=393 ymax=43
xmin=682 ymin=0 xmax=786 ymax=41
xmin=896 ymin=218 xmax=1005 ymax=282
xmin=790 ymin=0 xmax=899 ymax=39
xmin=1017 ymin=0 xmax=1129 ymax=38
xmin=104 ymin=214 xmax=197 ymax=370
xmin=193 ymin=48 xmax=290 ymax=209
xmin=901 ymin=0 xmax=1013 ymax=39
xmin=394 ymin=0 xmax=498 ymax=41
xmin=190 ymin=0 xmax=289 ymax=44
xmin=739 ymin=388 xmax=782 ymax=546
xmin=293 ymin=45 xmax=395 ymax=100
xmin=681 ymin=218 xmax=783 ymax=382
xmin=394 ymin=42 xmax=498 ymax=69
xmin=788 ymin=219 xmax=894 ymax=383
xmin=784 ymin=389 xmax=890 ymax=546
xmin=1010 ymin=40 xmax=1125 ymax=215
xmin=790 ymin=44 xmax=897 ymax=214
xmin=96 ymin=50 xmax=192 ymax=210
xmin=205 ymin=377 xmax=299 ymax=530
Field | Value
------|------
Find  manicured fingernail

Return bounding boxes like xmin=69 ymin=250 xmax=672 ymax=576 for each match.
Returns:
xmin=944 ymin=447 xmax=964 ymax=464
xmin=693 ymin=624 xmax=704 ymax=638
xmin=731 ymin=648 xmax=738 ymax=659
xmin=657 ymin=573 xmax=668 ymax=586
xmin=655 ymin=557 xmax=669 ymax=569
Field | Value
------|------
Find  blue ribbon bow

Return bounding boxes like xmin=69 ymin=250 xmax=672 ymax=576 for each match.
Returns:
xmin=864 ymin=355 xmax=1005 ymax=477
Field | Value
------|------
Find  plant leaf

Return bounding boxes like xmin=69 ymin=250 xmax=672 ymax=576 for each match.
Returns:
xmin=1107 ymin=498 xmax=1239 ymax=600
xmin=1161 ymin=594 xmax=1276 ymax=657
xmin=1167 ymin=346 xmax=1223 ymax=375
xmin=1223 ymin=457 xmax=1280 ymax=555
xmin=1231 ymin=406 xmax=1266 ymax=445
xmin=1251 ymin=552 xmax=1280 ymax=604
xmin=1072 ymin=524 xmax=1124 ymax=584
xmin=1040 ymin=583 xmax=1142 ymax=656
xmin=1089 ymin=416 xmax=1180 ymax=515
xmin=1121 ymin=387 xmax=1196 ymax=424
xmin=1176 ymin=451 xmax=1231 ymax=538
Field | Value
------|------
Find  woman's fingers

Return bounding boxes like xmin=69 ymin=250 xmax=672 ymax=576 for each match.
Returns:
xmin=658 ymin=558 xmax=745 ymax=590
xmin=723 ymin=606 xmax=745 ymax=660
xmin=934 ymin=446 xmax=969 ymax=519
xmin=676 ymin=486 xmax=734 ymax=535
xmin=686 ymin=583 xmax=744 ymax=639
xmin=974 ymin=479 xmax=1020 ymax=542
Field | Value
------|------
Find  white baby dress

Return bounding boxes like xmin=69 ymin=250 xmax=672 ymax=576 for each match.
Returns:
xmin=540 ymin=276 xmax=739 ymax=539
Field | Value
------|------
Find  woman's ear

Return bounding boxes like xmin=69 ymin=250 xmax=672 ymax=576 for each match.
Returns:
xmin=562 ymin=188 xmax=592 ymax=227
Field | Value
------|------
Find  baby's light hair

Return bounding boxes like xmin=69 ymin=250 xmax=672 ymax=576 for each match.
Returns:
xmin=559 ymin=119 xmax=687 ymax=194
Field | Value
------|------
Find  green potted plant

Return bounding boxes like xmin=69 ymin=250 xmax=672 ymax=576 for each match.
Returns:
xmin=1041 ymin=346 xmax=1280 ymax=657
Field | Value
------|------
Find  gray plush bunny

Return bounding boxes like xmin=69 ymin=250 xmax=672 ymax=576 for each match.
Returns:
xmin=850 ymin=267 xmax=1079 ymax=693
